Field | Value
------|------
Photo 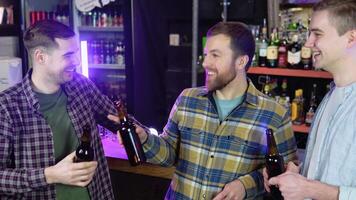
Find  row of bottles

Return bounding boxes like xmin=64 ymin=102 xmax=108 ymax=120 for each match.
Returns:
xmin=263 ymin=78 xmax=330 ymax=127
xmin=79 ymin=6 xmax=123 ymax=28
xmin=88 ymin=39 xmax=125 ymax=65
xmin=251 ymin=18 xmax=313 ymax=70
xmin=29 ymin=5 xmax=69 ymax=26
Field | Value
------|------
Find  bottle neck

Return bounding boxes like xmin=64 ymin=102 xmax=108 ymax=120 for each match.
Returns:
xmin=266 ymin=131 xmax=279 ymax=155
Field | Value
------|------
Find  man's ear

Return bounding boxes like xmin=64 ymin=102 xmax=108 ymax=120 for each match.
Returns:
xmin=347 ymin=30 xmax=356 ymax=48
xmin=33 ymin=48 xmax=47 ymax=64
xmin=235 ymin=55 xmax=249 ymax=70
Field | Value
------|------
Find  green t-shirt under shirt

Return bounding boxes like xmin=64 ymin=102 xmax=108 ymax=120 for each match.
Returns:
xmin=36 ymin=88 xmax=90 ymax=200
xmin=213 ymin=93 xmax=244 ymax=121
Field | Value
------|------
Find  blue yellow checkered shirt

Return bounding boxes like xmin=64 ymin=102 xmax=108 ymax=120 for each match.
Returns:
xmin=143 ymin=81 xmax=297 ymax=200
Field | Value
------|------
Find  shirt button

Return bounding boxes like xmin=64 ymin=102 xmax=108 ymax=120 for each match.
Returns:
xmin=210 ymin=155 xmax=214 ymax=158
xmin=203 ymin=194 xmax=206 ymax=198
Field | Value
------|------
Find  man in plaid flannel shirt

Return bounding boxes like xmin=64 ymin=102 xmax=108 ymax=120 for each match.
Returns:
xmin=0 ymin=20 xmax=116 ymax=199
xmin=110 ymin=22 xmax=298 ymax=200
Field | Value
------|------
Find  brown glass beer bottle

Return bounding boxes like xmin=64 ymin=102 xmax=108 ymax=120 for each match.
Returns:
xmin=265 ymin=128 xmax=285 ymax=200
xmin=115 ymin=100 xmax=146 ymax=166
xmin=74 ymin=125 xmax=94 ymax=162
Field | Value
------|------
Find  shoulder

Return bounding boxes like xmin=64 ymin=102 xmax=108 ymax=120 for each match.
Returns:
xmin=179 ymin=86 xmax=208 ymax=98
xmin=0 ymin=82 xmax=24 ymax=105
xmin=247 ymin=82 xmax=289 ymax=118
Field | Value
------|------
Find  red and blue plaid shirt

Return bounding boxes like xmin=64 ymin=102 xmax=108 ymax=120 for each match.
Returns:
xmin=0 ymin=70 xmax=116 ymax=199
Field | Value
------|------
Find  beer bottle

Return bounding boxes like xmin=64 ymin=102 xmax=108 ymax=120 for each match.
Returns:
xmin=74 ymin=125 xmax=94 ymax=162
xmin=115 ymin=100 xmax=146 ymax=166
xmin=265 ymin=128 xmax=285 ymax=200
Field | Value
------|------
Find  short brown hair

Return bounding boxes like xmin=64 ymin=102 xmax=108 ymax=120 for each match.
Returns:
xmin=207 ymin=22 xmax=255 ymax=71
xmin=23 ymin=20 xmax=75 ymax=55
xmin=313 ymin=0 xmax=356 ymax=35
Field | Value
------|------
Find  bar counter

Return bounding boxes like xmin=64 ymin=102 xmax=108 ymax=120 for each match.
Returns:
xmin=101 ymin=136 xmax=175 ymax=179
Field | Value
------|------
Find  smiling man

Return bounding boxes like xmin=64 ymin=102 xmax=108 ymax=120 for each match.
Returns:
xmin=264 ymin=0 xmax=356 ymax=199
xmin=109 ymin=22 xmax=297 ymax=200
xmin=0 ymin=20 xmax=116 ymax=199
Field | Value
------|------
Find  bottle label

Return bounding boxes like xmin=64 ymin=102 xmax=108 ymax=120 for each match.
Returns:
xmin=259 ymin=48 xmax=267 ymax=57
xmin=267 ymin=46 xmax=278 ymax=60
xmin=301 ymin=46 xmax=312 ymax=59
xmin=305 ymin=111 xmax=314 ymax=124
xmin=288 ymin=51 xmax=301 ymax=64
xmin=278 ymin=54 xmax=287 ymax=67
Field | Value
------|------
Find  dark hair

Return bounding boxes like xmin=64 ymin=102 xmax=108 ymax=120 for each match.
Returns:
xmin=207 ymin=21 xmax=255 ymax=71
xmin=313 ymin=0 xmax=356 ymax=35
xmin=23 ymin=20 xmax=75 ymax=55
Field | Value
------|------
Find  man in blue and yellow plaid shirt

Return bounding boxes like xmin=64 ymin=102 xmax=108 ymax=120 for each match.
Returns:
xmin=111 ymin=21 xmax=297 ymax=200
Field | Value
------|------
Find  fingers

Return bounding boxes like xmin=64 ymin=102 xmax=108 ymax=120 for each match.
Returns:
xmin=269 ymin=177 xmax=279 ymax=186
xmin=263 ymin=167 xmax=271 ymax=192
xmin=117 ymin=131 xmax=123 ymax=145
xmin=212 ymin=189 xmax=227 ymax=200
xmin=107 ymin=114 xmax=120 ymax=123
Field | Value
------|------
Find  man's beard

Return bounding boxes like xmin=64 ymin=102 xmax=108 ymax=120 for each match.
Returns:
xmin=205 ymin=69 xmax=236 ymax=91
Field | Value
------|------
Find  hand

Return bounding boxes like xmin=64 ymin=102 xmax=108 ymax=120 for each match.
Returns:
xmin=44 ymin=151 xmax=98 ymax=187
xmin=263 ymin=161 xmax=301 ymax=193
xmin=107 ymin=114 xmax=148 ymax=144
xmin=213 ymin=180 xmax=246 ymax=200
xmin=268 ymin=171 xmax=307 ymax=200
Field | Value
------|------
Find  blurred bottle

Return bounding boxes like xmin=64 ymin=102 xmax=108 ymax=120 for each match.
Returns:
xmin=291 ymin=89 xmax=305 ymax=125
xmin=287 ymin=34 xmax=301 ymax=69
xmin=265 ymin=128 xmax=285 ymax=200
xmin=267 ymin=28 xmax=279 ymax=68
xmin=74 ymin=125 xmax=94 ymax=162
xmin=114 ymin=100 xmax=146 ymax=166
xmin=252 ymin=27 xmax=260 ymax=67
xmin=259 ymin=18 xmax=268 ymax=67
xmin=301 ymin=33 xmax=312 ymax=70
xmin=305 ymin=84 xmax=317 ymax=126
xmin=277 ymin=33 xmax=288 ymax=68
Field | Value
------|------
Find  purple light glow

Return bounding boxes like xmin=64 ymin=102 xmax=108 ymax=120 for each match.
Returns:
xmin=80 ymin=41 xmax=89 ymax=78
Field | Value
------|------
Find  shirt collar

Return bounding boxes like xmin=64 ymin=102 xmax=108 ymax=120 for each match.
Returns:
xmin=196 ymin=78 xmax=260 ymax=107
xmin=22 ymin=69 xmax=75 ymax=109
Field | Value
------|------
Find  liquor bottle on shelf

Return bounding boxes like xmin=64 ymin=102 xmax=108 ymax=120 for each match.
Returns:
xmin=74 ymin=125 xmax=94 ymax=162
xmin=301 ymin=33 xmax=313 ymax=70
xmin=305 ymin=84 xmax=318 ymax=126
xmin=291 ymin=89 xmax=305 ymax=125
xmin=251 ymin=26 xmax=260 ymax=67
xmin=278 ymin=33 xmax=288 ymax=68
xmin=265 ymin=128 xmax=285 ymax=200
xmin=287 ymin=34 xmax=301 ymax=69
xmin=259 ymin=18 xmax=268 ymax=67
xmin=114 ymin=100 xmax=146 ymax=166
xmin=266 ymin=28 xmax=279 ymax=68
xmin=116 ymin=41 xmax=125 ymax=66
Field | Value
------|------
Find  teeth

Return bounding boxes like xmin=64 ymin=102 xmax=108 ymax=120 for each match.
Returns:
xmin=207 ymin=71 xmax=215 ymax=75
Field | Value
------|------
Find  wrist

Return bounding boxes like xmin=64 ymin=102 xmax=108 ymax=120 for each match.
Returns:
xmin=305 ymin=179 xmax=339 ymax=200
xmin=44 ymin=166 xmax=55 ymax=184
xmin=141 ymin=130 xmax=149 ymax=144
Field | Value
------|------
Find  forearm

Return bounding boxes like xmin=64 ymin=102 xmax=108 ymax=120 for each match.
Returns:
xmin=238 ymin=168 xmax=264 ymax=199
xmin=0 ymin=168 xmax=47 ymax=194
xmin=143 ymin=133 xmax=177 ymax=166
xmin=305 ymin=179 xmax=339 ymax=200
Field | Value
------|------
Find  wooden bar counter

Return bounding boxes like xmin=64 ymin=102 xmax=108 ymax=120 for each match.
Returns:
xmin=101 ymin=136 xmax=175 ymax=179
